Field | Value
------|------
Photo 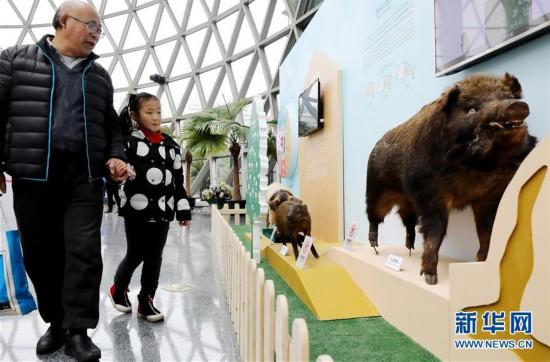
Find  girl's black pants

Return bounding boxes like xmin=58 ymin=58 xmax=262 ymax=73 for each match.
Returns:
xmin=114 ymin=217 xmax=169 ymax=298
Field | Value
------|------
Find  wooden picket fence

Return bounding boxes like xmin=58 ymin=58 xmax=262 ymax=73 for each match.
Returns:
xmin=211 ymin=206 xmax=333 ymax=362
xmin=217 ymin=203 xmax=248 ymax=225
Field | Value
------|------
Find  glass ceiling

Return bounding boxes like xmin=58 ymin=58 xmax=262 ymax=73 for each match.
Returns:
xmin=0 ymin=0 xmax=322 ymax=124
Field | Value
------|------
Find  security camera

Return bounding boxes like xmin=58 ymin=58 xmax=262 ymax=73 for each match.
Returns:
xmin=149 ymin=74 xmax=166 ymax=84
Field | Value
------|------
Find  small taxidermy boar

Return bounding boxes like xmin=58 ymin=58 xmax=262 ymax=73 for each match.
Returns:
xmin=273 ymin=200 xmax=319 ymax=260
xmin=266 ymin=189 xmax=299 ymax=227
xmin=366 ymin=73 xmax=536 ymax=285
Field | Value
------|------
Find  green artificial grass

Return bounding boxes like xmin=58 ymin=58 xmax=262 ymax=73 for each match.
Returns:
xmin=233 ymin=225 xmax=440 ymax=362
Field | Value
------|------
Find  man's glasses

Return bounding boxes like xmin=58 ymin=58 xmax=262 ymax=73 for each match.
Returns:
xmin=67 ymin=15 xmax=105 ymax=38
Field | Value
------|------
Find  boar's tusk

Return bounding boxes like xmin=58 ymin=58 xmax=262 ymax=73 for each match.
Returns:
xmin=489 ymin=121 xmax=504 ymax=129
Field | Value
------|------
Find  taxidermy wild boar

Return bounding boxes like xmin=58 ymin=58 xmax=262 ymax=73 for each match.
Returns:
xmin=266 ymin=189 xmax=300 ymax=227
xmin=365 ymin=73 xmax=536 ymax=285
xmin=274 ymin=200 xmax=319 ymax=260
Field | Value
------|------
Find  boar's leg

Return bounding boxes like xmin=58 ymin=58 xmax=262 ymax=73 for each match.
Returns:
xmin=366 ymin=191 xmax=383 ymax=249
xmin=398 ymin=206 xmax=418 ymax=255
xmin=418 ymin=204 xmax=449 ymax=285
xmin=366 ymin=190 xmax=403 ymax=254
xmin=310 ymin=243 xmax=319 ymax=259
xmin=471 ymin=198 xmax=499 ymax=262
xmin=291 ymin=239 xmax=300 ymax=260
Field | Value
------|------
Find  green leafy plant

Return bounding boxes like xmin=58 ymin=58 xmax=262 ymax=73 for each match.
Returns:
xmin=181 ymin=98 xmax=251 ymax=200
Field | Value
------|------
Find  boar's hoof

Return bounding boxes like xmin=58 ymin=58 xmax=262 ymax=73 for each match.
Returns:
xmin=476 ymin=252 xmax=488 ymax=262
xmin=368 ymin=231 xmax=379 ymax=247
xmin=405 ymin=235 xmax=415 ymax=251
xmin=424 ymin=273 xmax=438 ymax=285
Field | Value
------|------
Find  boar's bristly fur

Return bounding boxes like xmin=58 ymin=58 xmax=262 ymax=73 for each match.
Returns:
xmin=274 ymin=200 xmax=319 ymax=260
xmin=366 ymin=73 xmax=537 ymax=285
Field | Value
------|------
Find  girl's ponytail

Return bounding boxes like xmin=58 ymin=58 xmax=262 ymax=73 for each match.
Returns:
xmin=118 ymin=93 xmax=137 ymax=136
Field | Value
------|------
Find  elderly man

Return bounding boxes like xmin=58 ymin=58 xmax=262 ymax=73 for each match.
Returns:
xmin=0 ymin=1 xmax=127 ymax=360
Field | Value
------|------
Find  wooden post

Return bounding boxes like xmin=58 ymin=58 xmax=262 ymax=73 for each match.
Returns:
xmin=255 ymin=269 xmax=265 ymax=361
xmin=275 ymin=295 xmax=289 ymax=361
xmin=290 ymin=318 xmax=309 ymax=361
xmin=248 ymin=259 xmax=257 ymax=360
xmin=241 ymin=245 xmax=248 ymax=358
xmin=264 ymin=280 xmax=275 ymax=362
xmin=316 ymin=355 xmax=335 ymax=362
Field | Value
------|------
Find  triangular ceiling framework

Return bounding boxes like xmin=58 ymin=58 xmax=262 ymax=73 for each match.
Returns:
xmin=122 ymin=49 xmax=146 ymax=82
xmin=0 ymin=0 xmax=323 ymax=122
xmin=154 ymin=40 xmax=178 ymax=75
xmin=185 ymin=27 xmax=207 ymax=66
xmin=214 ymin=74 xmax=234 ymax=107
xmin=233 ymin=10 xmax=255 ymax=55
xmin=246 ymin=58 xmax=268 ymax=98
xmin=12 ymin=0 xmax=32 ymax=20
xmin=1 ymin=0 xmax=23 ymax=26
xmin=103 ymin=15 xmax=127 ymax=48
xmin=136 ymin=4 xmax=160 ymax=39
xmin=138 ymin=51 xmax=160 ymax=85
xmin=231 ymin=52 xmax=254 ymax=93
xmin=187 ymin=0 xmax=208 ymax=29
xmin=123 ymin=17 xmax=147 ymax=50
xmin=168 ymin=77 xmax=190 ymax=111
xmin=166 ymin=0 xmax=189 ymax=28
xmin=216 ymin=11 xmax=239 ymax=55
xmin=248 ymin=0 xmax=269 ymax=37
xmin=111 ymin=59 xmax=130 ymax=89
xmin=155 ymin=4 xmax=179 ymax=41
xmin=171 ymin=42 xmax=193 ymax=76
xmin=202 ymin=28 xmax=224 ymax=67
xmin=104 ymin=0 xmax=128 ymax=15
xmin=218 ymin=0 xmax=239 ymax=14
xmin=30 ymin=0 xmax=56 ymax=25
xmin=199 ymin=67 xmax=221 ymax=103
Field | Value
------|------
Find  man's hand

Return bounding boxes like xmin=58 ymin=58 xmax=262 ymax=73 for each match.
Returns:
xmin=0 ymin=173 xmax=6 ymax=194
xmin=179 ymin=220 xmax=191 ymax=227
xmin=106 ymin=158 xmax=128 ymax=182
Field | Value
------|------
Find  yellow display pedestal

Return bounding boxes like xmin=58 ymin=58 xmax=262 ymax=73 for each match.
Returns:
xmin=259 ymin=235 xmax=379 ymax=321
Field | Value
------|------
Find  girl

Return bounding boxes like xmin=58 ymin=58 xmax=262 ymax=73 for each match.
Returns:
xmin=108 ymin=92 xmax=191 ymax=322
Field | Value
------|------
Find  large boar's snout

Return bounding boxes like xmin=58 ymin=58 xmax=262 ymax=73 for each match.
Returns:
xmin=505 ymin=100 xmax=529 ymax=121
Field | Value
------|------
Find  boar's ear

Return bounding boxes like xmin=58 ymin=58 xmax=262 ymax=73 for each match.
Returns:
xmin=268 ymin=198 xmax=280 ymax=210
xmin=437 ymin=85 xmax=460 ymax=115
xmin=503 ymin=73 xmax=522 ymax=99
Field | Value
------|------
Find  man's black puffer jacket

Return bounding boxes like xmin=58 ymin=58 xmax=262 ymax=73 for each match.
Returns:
xmin=0 ymin=35 xmax=126 ymax=181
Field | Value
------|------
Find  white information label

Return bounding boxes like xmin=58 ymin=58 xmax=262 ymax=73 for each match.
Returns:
xmin=384 ymin=254 xmax=403 ymax=271
xmin=279 ymin=244 xmax=288 ymax=256
xmin=343 ymin=223 xmax=358 ymax=249
xmin=296 ymin=235 xmax=314 ymax=269
xmin=270 ymin=227 xmax=277 ymax=244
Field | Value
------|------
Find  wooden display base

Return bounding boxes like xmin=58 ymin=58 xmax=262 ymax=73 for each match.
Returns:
xmin=326 ymin=244 xmax=456 ymax=360
xmin=259 ymin=235 xmax=379 ymax=320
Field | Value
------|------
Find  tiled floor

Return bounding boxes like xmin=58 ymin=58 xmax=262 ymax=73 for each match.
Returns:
xmin=0 ymin=209 xmax=239 ymax=361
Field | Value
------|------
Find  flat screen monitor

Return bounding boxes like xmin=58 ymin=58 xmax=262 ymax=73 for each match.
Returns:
xmin=298 ymin=78 xmax=323 ymax=137
xmin=435 ymin=0 xmax=550 ymax=76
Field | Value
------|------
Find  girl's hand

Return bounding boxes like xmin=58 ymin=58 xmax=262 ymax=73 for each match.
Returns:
xmin=179 ymin=220 xmax=191 ymax=227
xmin=127 ymin=164 xmax=136 ymax=180
xmin=106 ymin=158 xmax=128 ymax=181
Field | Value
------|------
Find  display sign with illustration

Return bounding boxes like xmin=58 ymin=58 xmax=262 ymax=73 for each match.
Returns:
xmin=276 ymin=105 xmax=298 ymax=179
xmin=246 ymin=97 xmax=268 ymax=223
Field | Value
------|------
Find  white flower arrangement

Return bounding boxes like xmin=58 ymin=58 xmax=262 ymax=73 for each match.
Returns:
xmin=202 ymin=182 xmax=232 ymax=201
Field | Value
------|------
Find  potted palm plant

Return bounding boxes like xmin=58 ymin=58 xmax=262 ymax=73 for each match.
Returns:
xmin=181 ymin=98 xmax=251 ymax=202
